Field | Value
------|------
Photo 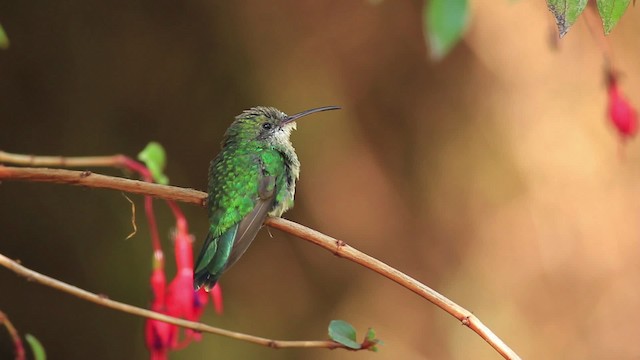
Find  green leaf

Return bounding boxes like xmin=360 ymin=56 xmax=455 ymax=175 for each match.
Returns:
xmin=25 ymin=334 xmax=46 ymax=360
xmin=328 ymin=320 xmax=361 ymax=350
xmin=366 ymin=327 xmax=376 ymax=341
xmin=546 ymin=0 xmax=588 ymax=37
xmin=596 ymin=0 xmax=631 ymax=34
xmin=0 ymin=22 xmax=9 ymax=50
xmin=423 ymin=0 xmax=469 ymax=60
xmin=363 ymin=327 xmax=383 ymax=352
xmin=137 ymin=142 xmax=169 ymax=185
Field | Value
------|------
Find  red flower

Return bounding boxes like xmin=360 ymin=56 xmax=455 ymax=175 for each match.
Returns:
xmin=165 ymin=209 xmax=224 ymax=348
xmin=144 ymin=200 xmax=224 ymax=358
xmin=125 ymin=159 xmax=224 ymax=358
xmin=607 ymin=73 xmax=637 ymax=139
xmin=145 ymin=267 xmax=176 ymax=360
xmin=166 ymin=218 xmax=200 ymax=347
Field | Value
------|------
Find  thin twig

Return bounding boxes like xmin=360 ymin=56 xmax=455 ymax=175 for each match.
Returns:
xmin=0 ymin=165 xmax=522 ymax=359
xmin=583 ymin=3 xmax=615 ymax=67
xmin=0 ymin=253 xmax=349 ymax=350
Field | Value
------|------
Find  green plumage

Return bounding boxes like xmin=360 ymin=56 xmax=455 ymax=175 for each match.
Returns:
xmin=194 ymin=105 xmax=339 ymax=291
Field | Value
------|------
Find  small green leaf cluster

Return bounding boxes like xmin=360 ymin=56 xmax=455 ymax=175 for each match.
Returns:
xmin=137 ymin=142 xmax=170 ymax=185
xmin=328 ymin=320 xmax=383 ymax=352
xmin=419 ymin=0 xmax=631 ymax=61
xmin=547 ymin=0 xmax=631 ymax=37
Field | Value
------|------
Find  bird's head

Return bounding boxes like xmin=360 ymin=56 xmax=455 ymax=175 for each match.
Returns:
xmin=223 ymin=106 xmax=340 ymax=147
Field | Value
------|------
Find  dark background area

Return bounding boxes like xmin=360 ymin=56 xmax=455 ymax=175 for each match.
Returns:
xmin=2 ymin=1 xmax=640 ymax=359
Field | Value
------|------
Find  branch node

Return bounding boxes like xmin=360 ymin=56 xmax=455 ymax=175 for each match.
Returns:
xmin=333 ymin=239 xmax=346 ymax=257
xmin=80 ymin=170 xmax=92 ymax=178
xmin=461 ymin=316 xmax=471 ymax=327
xmin=267 ymin=340 xmax=278 ymax=349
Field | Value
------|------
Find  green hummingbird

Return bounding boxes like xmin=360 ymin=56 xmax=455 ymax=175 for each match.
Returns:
xmin=194 ymin=105 xmax=340 ymax=291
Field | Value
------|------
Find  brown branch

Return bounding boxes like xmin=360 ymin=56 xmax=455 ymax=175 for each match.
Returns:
xmin=0 ymin=253 xmax=350 ymax=350
xmin=0 ymin=166 xmax=205 ymax=206
xmin=0 ymin=165 xmax=522 ymax=360
xmin=0 ymin=150 xmax=128 ymax=168
xmin=265 ymin=219 xmax=518 ymax=360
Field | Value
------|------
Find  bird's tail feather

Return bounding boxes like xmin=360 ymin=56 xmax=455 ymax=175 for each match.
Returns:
xmin=194 ymin=268 xmax=220 ymax=292
xmin=193 ymin=226 xmax=237 ymax=292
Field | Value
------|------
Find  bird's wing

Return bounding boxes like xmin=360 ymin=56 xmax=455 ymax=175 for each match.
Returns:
xmin=223 ymin=175 xmax=276 ymax=271
xmin=194 ymin=152 xmax=281 ymax=291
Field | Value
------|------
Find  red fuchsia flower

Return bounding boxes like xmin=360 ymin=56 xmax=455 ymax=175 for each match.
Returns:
xmin=165 ymin=202 xmax=224 ymax=348
xmin=166 ymin=218 xmax=199 ymax=347
xmin=132 ymin=154 xmax=223 ymax=358
xmin=192 ymin=284 xmax=223 ymax=325
xmin=607 ymin=72 xmax=638 ymax=140
xmin=145 ymin=266 xmax=176 ymax=360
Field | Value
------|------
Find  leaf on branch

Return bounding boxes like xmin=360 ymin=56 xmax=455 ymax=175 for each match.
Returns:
xmin=423 ymin=0 xmax=469 ymax=60
xmin=596 ymin=0 xmax=631 ymax=34
xmin=363 ymin=327 xmax=383 ymax=352
xmin=137 ymin=142 xmax=169 ymax=185
xmin=328 ymin=320 xmax=382 ymax=351
xmin=0 ymin=22 xmax=9 ymax=50
xmin=546 ymin=0 xmax=588 ymax=37
xmin=25 ymin=334 xmax=46 ymax=360
xmin=122 ymin=193 xmax=137 ymax=240
xmin=328 ymin=320 xmax=361 ymax=349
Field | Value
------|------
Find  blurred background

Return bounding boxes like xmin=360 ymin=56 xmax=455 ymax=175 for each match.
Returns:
xmin=2 ymin=1 xmax=640 ymax=359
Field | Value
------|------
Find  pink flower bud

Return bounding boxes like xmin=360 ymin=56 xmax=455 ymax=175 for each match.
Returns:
xmin=607 ymin=74 xmax=637 ymax=139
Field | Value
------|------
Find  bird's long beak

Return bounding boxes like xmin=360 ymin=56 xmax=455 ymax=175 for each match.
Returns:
xmin=283 ymin=106 xmax=341 ymax=124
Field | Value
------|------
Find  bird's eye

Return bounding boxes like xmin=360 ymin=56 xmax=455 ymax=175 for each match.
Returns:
xmin=262 ymin=123 xmax=273 ymax=130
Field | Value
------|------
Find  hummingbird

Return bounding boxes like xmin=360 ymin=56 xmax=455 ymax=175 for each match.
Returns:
xmin=194 ymin=105 xmax=340 ymax=291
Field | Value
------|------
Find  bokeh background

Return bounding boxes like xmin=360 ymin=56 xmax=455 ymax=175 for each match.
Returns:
xmin=2 ymin=1 xmax=640 ymax=359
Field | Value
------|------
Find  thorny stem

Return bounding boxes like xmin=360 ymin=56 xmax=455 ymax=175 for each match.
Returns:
xmin=0 ymin=311 xmax=26 ymax=360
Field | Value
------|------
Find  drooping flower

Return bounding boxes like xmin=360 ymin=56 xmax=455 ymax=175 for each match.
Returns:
xmin=145 ymin=266 xmax=176 ymax=360
xmin=166 ymin=218 xmax=200 ymax=347
xmin=135 ymin=159 xmax=224 ymax=358
xmin=165 ymin=203 xmax=224 ymax=348
xmin=607 ymin=72 xmax=637 ymax=140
